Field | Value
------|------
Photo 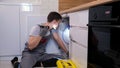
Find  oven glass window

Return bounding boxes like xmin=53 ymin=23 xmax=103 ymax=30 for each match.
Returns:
xmin=88 ymin=27 xmax=120 ymax=68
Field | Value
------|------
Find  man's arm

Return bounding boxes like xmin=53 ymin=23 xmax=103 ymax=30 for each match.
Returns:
xmin=52 ymin=31 xmax=68 ymax=53
xmin=26 ymin=25 xmax=48 ymax=50
xmin=27 ymin=36 xmax=42 ymax=50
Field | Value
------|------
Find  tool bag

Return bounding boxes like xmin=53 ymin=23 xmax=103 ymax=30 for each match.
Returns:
xmin=56 ymin=59 xmax=76 ymax=68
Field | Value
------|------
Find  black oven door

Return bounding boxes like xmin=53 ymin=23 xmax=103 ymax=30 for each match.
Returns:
xmin=87 ymin=24 xmax=120 ymax=68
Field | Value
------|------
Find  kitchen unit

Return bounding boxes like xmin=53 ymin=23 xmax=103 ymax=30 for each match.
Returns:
xmin=60 ymin=0 xmax=120 ymax=68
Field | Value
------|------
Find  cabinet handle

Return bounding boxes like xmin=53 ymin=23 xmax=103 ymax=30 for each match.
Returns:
xmin=87 ymin=24 xmax=120 ymax=28
xmin=90 ymin=18 xmax=118 ymax=22
xmin=70 ymin=36 xmax=87 ymax=48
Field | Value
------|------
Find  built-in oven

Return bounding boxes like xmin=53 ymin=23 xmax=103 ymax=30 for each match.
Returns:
xmin=87 ymin=1 xmax=120 ymax=68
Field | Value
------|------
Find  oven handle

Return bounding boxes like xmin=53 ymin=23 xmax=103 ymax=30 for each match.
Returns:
xmin=87 ymin=24 xmax=120 ymax=28
xmin=90 ymin=18 xmax=118 ymax=22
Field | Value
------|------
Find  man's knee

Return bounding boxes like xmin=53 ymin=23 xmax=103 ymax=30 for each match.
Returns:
xmin=20 ymin=54 xmax=36 ymax=68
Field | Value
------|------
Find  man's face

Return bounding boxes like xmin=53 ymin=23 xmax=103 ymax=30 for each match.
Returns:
xmin=52 ymin=20 xmax=61 ymax=29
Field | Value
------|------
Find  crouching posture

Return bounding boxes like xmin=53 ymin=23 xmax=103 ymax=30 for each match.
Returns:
xmin=11 ymin=11 xmax=68 ymax=68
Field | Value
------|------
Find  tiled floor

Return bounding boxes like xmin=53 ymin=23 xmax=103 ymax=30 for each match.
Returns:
xmin=0 ymin=60 xmax=57 ymax=68
xmin=0 ymin=56 xmax=57 ymax=68
xmin=0 ymin=60 xmax=13 ymax=68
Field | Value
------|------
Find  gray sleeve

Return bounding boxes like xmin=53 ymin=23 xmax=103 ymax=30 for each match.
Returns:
xmin=50 ymin=29 xmax=57 ymax=34
xmin=29 ymin=25 xmax=40 ymax=36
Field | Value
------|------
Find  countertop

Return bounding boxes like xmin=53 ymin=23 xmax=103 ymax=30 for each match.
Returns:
xmin=60 ymin=0 xmax=119 ymax=14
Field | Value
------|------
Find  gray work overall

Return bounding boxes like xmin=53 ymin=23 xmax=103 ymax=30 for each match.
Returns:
xmin=20 ymin=26 xmax=65 ymax=68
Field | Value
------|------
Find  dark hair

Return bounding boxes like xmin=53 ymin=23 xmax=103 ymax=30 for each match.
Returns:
xmin=47 ymin=11 xmax=62 ymax=22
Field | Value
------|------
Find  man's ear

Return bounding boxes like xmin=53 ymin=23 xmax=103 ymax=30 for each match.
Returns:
xmin=52 ymin=20 xmax=57 ymax=23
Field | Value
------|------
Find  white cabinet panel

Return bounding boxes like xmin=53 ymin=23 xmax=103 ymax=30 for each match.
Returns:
xmin=68 ymin=9 xmax=89 ymax=68
xmin=70 ymin=27 xmax=88 ymax=47
xmin=71 ymin=42 xmax=87 ymax=68
xmin=69 ymin=10 xmax=88 ymax=27
xmin=0 ymin=5 xmax=20 ymax=56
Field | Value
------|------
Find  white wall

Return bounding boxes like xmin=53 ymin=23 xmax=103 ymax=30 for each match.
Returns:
xmin=0 ymin=5 xmax=20 ymax=56
xmin=0 ymin=0 xmax=58 ymax=60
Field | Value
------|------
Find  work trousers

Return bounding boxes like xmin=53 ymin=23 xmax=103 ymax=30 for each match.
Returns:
xmin=20 ymin=51 xmax=64 ymax=68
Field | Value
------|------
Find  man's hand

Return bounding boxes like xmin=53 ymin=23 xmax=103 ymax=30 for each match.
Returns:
xmin=66 ymin=51 xmax=69 ymax=59
xmin=39 ymin=26 xmax=49 ymax=36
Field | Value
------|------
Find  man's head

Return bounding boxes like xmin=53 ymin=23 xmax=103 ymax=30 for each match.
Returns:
xmin=47 ymin=11 xmax=62 ymax=22
xmin=47 ymin=11 xmax=62 ymax=29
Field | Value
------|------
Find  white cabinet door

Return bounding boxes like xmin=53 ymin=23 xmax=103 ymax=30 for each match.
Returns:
xmin=69 ymin=10 xmax=88 ymax=27
xmin=71 ymin=42 xmax=87 ymax=68
xmin=68 ymin=9 xmax=89 ymax=68
xmin=0 ymin=5 xmax=20 ymax=56
xmin=70 ymin=27 xmax=88 ymax=47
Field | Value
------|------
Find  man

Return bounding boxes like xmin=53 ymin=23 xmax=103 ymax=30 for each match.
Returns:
xmin=11 ymin=11 xmax=68 ymax=68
